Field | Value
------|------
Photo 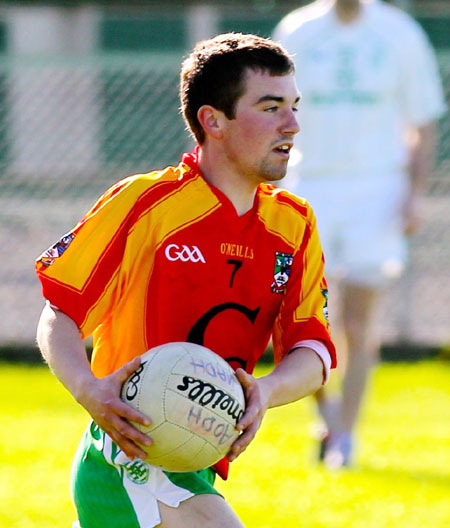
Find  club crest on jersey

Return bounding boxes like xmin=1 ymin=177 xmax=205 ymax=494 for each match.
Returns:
xmin=271 ymin=252 xmax=294 ymax=294
xmin=38 ymin=233 xmax=75 ymax=267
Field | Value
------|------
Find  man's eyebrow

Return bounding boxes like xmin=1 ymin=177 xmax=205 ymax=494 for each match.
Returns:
xmin=255 ymin=95 xmax=301 ymax=104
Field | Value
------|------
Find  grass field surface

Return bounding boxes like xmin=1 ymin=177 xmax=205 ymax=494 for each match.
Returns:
xmin=0 ymin=360 xmax=448 ymax=528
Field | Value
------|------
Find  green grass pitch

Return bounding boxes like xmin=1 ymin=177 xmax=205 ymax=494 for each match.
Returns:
xmin=0 ymin=360 xmax=449 ymax=527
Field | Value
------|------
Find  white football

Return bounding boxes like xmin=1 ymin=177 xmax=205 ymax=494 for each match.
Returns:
xmin=121 ymin=342 xmax=246 ymax=472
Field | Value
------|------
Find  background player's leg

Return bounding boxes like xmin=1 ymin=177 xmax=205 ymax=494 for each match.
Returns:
xmin=158 ymin=494 xmax=245 ymax=528
xmin=340 ymin=282 xmax=380 ymax=432
xmin=314 ymin=279 xmax=345 ymax=460
xmin=322 ymin=281 xmax=380 ymax=467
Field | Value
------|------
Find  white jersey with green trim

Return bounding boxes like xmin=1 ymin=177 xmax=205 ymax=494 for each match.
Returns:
xmin=273 ymin=0 xmax=446 ymax=179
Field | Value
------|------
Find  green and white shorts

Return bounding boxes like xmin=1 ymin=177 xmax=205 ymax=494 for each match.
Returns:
xmin=71 ymin=422 xmax=221 ymax=528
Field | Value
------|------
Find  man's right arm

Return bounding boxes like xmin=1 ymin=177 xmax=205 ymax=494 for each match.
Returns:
xmin=36 ymin=302 xmax=152 ymax=459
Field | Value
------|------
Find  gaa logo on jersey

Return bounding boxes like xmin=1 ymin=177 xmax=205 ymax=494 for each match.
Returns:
xmin=165 ymin=244 xmax=206 ymax=263
xmin=271 ymin=252 xmax=294 ymax=294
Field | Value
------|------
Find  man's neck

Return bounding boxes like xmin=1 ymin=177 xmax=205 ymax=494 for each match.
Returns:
xmin=197 ymin=146 xmax=258 ymax=217
xmin=334 ymin=0 xmax=363 ymax=24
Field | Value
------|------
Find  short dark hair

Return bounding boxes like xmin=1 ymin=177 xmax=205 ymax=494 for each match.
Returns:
xmin=180 ymin=33 xmax=295 ymax=144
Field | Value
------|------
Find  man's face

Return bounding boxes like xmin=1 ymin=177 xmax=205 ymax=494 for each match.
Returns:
xmin=220 ymin=69 xmax=300 ymax=184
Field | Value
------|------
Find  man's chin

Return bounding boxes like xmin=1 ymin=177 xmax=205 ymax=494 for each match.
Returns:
xmin=264 ymin=169 xmax=288 ymax=183
xmin=258 ymin=159 xmax=289 ymax=184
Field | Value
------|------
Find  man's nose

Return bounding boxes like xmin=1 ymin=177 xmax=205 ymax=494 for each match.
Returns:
xmin=283 ymin=109 xmax=300 ymax=135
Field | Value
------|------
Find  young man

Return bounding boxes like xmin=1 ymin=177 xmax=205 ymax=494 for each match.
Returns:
xmin=36 ymin=33 xmax=336 ymax=528
xmin=274 ymin=0 xmax=446 ymax=467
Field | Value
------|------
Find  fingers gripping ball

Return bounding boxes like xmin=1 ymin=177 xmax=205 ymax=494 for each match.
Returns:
xmin=121 ymin=342 xmax=246 ymax=472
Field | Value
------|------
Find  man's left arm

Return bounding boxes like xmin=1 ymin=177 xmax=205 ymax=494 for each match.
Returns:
xmin=228 ymin=346 xmax=322 ymax=461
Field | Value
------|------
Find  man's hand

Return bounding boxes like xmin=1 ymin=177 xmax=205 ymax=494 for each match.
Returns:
xmin=227 ymin=368 xmax=270 ymax=462
xmin=226 ymin=348 xmax=324 ymax=462
xmin=37 ymin=305 xmax=152 ymax=460
xmin=77 ymin=356 xmax=153 ymax=460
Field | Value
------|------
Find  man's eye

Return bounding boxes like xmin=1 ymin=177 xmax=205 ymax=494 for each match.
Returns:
xmin=264 ymin=106 xmax=278 ymax=112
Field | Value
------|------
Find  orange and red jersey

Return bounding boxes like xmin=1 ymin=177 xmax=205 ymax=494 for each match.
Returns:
xmin=36 ymin=149 xmax=336 ymax=379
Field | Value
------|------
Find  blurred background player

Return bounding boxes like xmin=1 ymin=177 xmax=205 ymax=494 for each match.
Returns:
xmin=274 ymin=0 xmax=446 ymax=467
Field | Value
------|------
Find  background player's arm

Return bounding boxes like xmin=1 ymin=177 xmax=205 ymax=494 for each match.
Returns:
xmin=36 ymin=302 xmax=152 ymax=459
xmin=405 ymin=121 xmax=438 ymax=235
xmin=228 ymin=347 xmax=323 ymax=461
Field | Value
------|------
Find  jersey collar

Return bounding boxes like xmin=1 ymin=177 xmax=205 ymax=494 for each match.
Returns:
xmin=181 ymin=147 xmax=260 ymax=230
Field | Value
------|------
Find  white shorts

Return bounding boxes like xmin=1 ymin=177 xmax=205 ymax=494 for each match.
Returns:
xmin=71 ymin=422 xmax=220 ymax=528
xmin=284 ymin=171 xmax=408 ymax=287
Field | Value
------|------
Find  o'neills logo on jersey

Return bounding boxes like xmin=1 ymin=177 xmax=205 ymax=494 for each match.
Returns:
xmin=220 ymin=243 xmax=254 ymax=260
xmin=165 ymin=244 xmax=206 ymax=263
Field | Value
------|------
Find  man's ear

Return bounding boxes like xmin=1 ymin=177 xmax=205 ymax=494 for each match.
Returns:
xmin=197 ymin=105 xmax=225 ymax=140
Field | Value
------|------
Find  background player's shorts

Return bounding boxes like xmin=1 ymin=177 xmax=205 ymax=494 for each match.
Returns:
xmin=284 ymin=171 xmax=408 ymax=287
xmin=71 ymin=422 xmax=221 ymax=528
